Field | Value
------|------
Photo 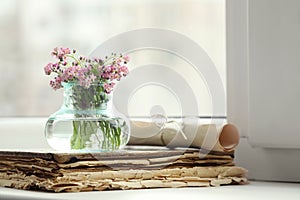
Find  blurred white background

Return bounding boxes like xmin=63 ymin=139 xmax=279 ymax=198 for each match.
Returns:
xmin=0 ymin=0 xmax=225 ymax=117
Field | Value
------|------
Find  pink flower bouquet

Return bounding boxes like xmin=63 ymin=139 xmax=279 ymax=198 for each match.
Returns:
xmin=44 ymin=47 xmax=130 ymax=150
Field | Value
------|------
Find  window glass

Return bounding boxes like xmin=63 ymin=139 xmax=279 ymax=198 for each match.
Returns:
xmin=0 ymin=0 xmax=225 ymax=117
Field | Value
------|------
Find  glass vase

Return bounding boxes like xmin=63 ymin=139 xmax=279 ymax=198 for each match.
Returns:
xmin=45 ymin=82 xmax=130 ymax=151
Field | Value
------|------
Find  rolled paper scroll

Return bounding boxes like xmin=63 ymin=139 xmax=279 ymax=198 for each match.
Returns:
xmin=128 ymin=120 xmax=239 ymax=152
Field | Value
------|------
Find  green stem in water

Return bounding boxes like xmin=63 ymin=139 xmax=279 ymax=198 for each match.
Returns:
xmin=69 ymin=85 xmax=124 ymax=150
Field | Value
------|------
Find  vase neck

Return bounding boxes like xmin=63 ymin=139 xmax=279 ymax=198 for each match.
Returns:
xmin=62 ymin=82 xmax=110 ymax=112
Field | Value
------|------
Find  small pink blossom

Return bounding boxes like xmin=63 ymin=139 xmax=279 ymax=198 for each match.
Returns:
xmin=120 ymin=66 xmax=129 ymax=76
xmin=105 ymin=66 xmax=112 ymax=73
xmin=89 ymin=74 xmax=96 ymax=82
xmin=50 ymin=77 xmax=62 ymax=90
xmin=61 ymin=66 xmax=78 ymax=82
xmin=78 ymin=74 xmax=97 ymax=89
xmin=44 ymin=63 xmax=53 ymax=75
xmin=101 ymin=72 xmax=110 ymax=79
xmin=52 ymin=63 xmax=60 ymax=72
xmin=123 ymin=55 xmax=130 ymax=62
xmin=51 ymin=47 xmax=71 ymax=60
xmin=116 ymin=58 xmax=122 ymax=64
xmin=111 ymin=73 xmax=120 ymax=81
xmin=103 ymin=82 xmax=115 ymax=94
xmin=116 ymin=55 xmax=130 ymax=64
xmin=87 ymin=64 xmax=92 ymax=71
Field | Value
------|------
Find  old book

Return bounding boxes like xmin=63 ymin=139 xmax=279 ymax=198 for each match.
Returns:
xmin=0 ymin=146 xmax=247 ymax=192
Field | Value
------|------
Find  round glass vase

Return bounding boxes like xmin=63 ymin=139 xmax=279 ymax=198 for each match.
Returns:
xmin=45 ymin=82 xmax=130 ymax=152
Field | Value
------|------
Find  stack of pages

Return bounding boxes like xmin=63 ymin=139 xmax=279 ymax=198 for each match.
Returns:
xmin=0 ymin=122 xmax=247 ymax=192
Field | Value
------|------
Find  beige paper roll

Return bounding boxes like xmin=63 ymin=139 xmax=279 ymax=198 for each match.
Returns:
xmin=129 ymin=121 xmax=239 ymax=152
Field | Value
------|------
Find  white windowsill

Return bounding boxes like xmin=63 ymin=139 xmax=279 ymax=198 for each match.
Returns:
xmin=0 ymin=117 xmax=50 ymax=149
xmin=0 ymin=181 xmax=300 ymax=200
